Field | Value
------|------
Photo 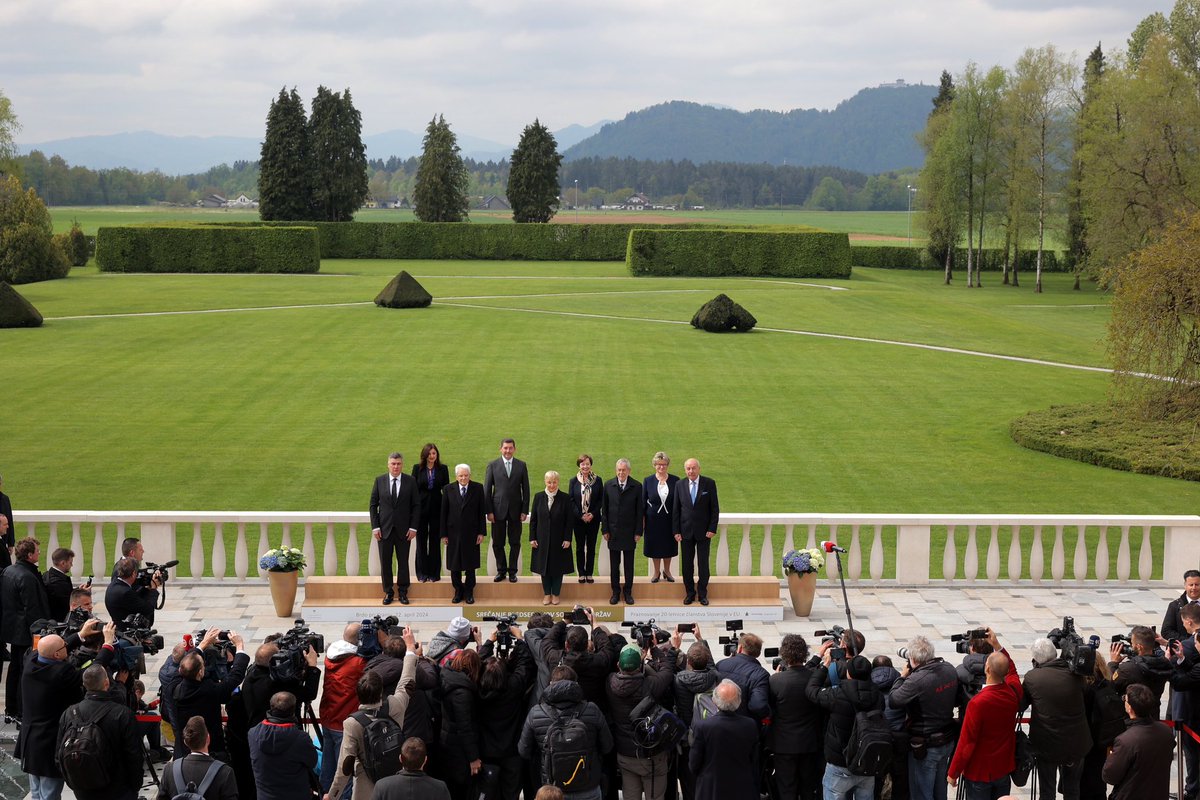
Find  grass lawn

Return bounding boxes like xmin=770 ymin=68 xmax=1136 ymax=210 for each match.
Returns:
xmin=5 ymin=260 xmax=1192 ymax=577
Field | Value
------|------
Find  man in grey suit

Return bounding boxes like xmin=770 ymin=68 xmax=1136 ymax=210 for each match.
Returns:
xmin=483 ymin=438 xmax=530 ymax=583
xmin=674 ymin=458 xmax=720 ymax=606
xmin=370 ymin=452 xmax=421 ymax=605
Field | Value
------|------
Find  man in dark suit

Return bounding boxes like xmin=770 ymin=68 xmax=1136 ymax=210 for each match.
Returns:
xmin=1 ymin=536 xmax=51 ymax=718
xmin=370 ymin=451 xmax=421 ymax=605
xmin=172 ymin=629 xmax=250 ymax=760
xmin=44 ymin=547 xmax=76 ymax=621
xmin=673 ymin=458 xmax=720 ymax=605
xmin=105 ymin=556 xmax=161 ymax=625
xmin=601 ymin=458 xmax=643 ymax=605
xmin=483 ymin=437 xmax=530 ymax=582
xmin=0 ymin=476 xmax=14 ymax=567
xmin=441 ymin=464 xmax=487 ymax=605
xmin=60 ymin=664 xmax=144 ymax=800
xmin=691 ymin=679 xmax=760 ymax=800
xmin=157 ymin=715 xmax=239 ymax=800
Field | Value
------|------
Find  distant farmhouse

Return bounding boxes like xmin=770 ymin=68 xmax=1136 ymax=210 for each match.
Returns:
xmin=478 ymin=194 xmax=511 ymax=210
xmin=198 ymin=193 xmax=258 ymax=209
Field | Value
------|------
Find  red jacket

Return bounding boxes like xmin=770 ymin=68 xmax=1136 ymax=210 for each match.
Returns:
xmin=948 ymin=647 xmax=1022 ymax=783
xmin=319 ymin=643 xmax=367 ymax=731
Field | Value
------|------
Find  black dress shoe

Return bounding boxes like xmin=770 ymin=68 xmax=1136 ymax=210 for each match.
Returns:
xmin=452 ymin=591 xmax=463 ymax=603
xmin=493 ymin=573 xmax=506 ymax=582
xmin=398 ymin=593 xmax=410 ymax=605
xmin=508 ymin=572 xmax=518 ymax=583
xmin=465 ymin=593 xmax=475 ymax=604
xmin=382 ymin=593 xmax=394 ymax=605
xmin=684 ymin=593 xmax=696 ymax=605
xmin=624 ymin=591 xmax=635 ymax=605
xmin=610 ymin=592 xmax=620 ymax=605
xmin=663 ymin=574 xmax=675 ymax=583
xmin=699 ymin=595 xmax=709 ymax=606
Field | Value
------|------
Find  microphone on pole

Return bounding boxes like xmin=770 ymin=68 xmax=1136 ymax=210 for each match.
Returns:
xmin=821 ymin=541 xmax=847 ymax=554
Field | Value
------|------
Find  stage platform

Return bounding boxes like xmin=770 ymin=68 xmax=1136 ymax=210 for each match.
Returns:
xmin=301 ymin=575 xmax=784 ymax=624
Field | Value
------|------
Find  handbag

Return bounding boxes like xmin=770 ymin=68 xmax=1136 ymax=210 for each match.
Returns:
xmin=1011 ymin=714 xmax=1034 ymax=787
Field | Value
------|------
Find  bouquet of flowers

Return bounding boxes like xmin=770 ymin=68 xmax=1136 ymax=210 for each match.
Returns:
xmin=781 ymin=547 xmax=825 ymax=576
xmin=259 ymin=546 xmax=306 ymax=572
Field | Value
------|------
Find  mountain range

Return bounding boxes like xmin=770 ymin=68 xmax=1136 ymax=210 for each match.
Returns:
xmin=17 ymin=84 xmax=934 ymax=175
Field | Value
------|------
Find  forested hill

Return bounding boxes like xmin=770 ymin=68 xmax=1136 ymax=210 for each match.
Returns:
xmin=563 ymin=85 xmax=936 ymax=173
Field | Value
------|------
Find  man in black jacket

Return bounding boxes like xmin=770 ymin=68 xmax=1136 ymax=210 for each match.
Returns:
xmin=606 ymin=639 xmax=679 ymax=800
xmin=173 ymin=628 xmax=250 ymax=760
xmin=769 ymin=634 xmax=822 ymax=800
xmin=691 ymin=680 xmax=759 ymax=800
xmin=1109 ymin=624 xmax=1173 ymax=701
xmin=1 ymin=536 xmax=51 ymax=718
xmin=716 ymin=632 xmax=771 ymax=721
xmin=17 ymin=620 xmax=115 ymax=800
xmin=105 ymin=556 xmax=161 ymax=625
xmin=366 ymin=632 xmax=440 ymax=747
xmin=673 ymin=633 xmax=719 ymax=800
xmin=375 ymin=737 xmax=453 ymax=800
xmin=43 ymin=547 xmax=76 ymax=621
xmin=806 ymin=653 xmax=885 ymax=800
xmin=1161 ymin=569 xmax=1200 ymax=641
xmin=479 ymin=630 xmax=536 ymax=800
xmin=540 ymin=612 xmax=624 ymax=712
xmin=520 ymin=666 xmax=613 ymax=794
xmin=889 ymin=634 xmax=962 ymax=800
xmin=59 ymin=664 xmax=143 ymax=800
xmin=601 ymin=459 xmax=643 ymax=605
xmin=157 ymin=716 xmax=238 ymax=800
xmin=248 ymin=691 xmax=319 ymax=800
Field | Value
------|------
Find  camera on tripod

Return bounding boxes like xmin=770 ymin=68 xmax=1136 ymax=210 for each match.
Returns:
xmin=482 ymin=613 xmax=520 ymax=657
xmin=270 ymin=619 xmax=325 ymax=683
xmin=622 ymin=619 xmax=664 ymax=650
xmin=1047 ymin=616 xmax=1096 ymax=676
xmin=135 ymin=560 xmax=179 ymax=588
xmin=951 ymin=628 xmax=989 ymax=654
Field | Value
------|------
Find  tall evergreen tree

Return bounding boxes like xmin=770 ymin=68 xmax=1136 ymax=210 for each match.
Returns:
xmin=507 ymin=120 xmax=563 ymax=223
xmin=413 ymin=115 xmax=469 ymax=222
xmin=309 ymin=86 xmax=368 ymax=222
xmin=931 ymin=70 xmax=956 ymax=118
xmin=258 ymin=87 xmax=312 ymax=221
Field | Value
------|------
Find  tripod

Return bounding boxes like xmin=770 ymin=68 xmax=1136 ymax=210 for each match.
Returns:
xmin=824 ymin=542 xmax=861 ymax=657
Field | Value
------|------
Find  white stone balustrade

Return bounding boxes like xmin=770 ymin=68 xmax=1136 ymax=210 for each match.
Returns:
xmin=13 ymin=511 xmax=1200 ymax=587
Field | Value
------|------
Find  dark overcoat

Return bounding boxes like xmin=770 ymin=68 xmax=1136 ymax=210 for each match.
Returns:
xmin=441 ymin=480 xmax=486 ymax=571
xmin=529 ymin=491 xmax=574 ymax=577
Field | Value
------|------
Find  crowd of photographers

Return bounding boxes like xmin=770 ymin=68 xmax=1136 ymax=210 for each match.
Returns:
xmin=0 ymin=531 xmax=1195 ymax=800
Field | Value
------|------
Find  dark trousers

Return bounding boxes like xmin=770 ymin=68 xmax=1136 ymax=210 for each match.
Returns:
xmin=378 ymin=534 xmax=411 ymax=592
xmin=488 ymin=753 xmax=522 ymax=800
xmin=491 ymin=516 xmax=522 ymax=574
xmin=678 ymin=745 xmax=696 ymax=800
xmin=5 ymin=644 xmax=27 ymax=716
xmin=450 ymin=570 xmax=476 ymax=590
xmin=415 ymin=514 xmax=442 ymax=580
xmin=680 ymin=536 xmax=711 ymax=596
xmin=574 ymin=517 xmax=601 ymax=576
xmin=962 ymin=775 xmax=1010 ymax=800
xmin=775 ymin=751 xmax=822 ymax=800
xmin=610 ymin=547 xmax=635 ymax=592
xmin=1035 ymin=759 xmax=1083 ymax=800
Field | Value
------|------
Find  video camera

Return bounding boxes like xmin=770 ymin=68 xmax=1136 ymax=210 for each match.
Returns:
xmin=482 ymin=613 xmax=519 ymax=657
xmin=951 ymin=628 xmax=989 ymax=654
xmin=356 ymin=615 xmax=396 ymax=659
xmin=1047 ymin=616 xmax=1096 ymax=676
xmin=117 ymin=614 xmax=164 ymax=655
xmin=623 ymin=619 xmax=665 ymax=651
xmin=816 ymin=625 xmax=848 ymax=660
xmin=135 ymin=560 xmax=179 ymax=589
xmin=1111 ymin=634 xmax=1134 ymax=659
xmin=270 ymin=618 xmax=326 ymax=683
xmin=563 ymin=606 xmax=590 ymax=626
xmin=719 ymin=619 xmax=744 ymax=657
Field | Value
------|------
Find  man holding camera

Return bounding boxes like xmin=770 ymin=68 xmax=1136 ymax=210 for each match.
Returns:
xmin=888 ymin=634 xmax=961 ymax=800
xmin=606 ymin=636 xmax=679 ymax=800
xmin=1022 ymin=637 xmax=1092 ymax=800
xmin=769 ymin=634 xmax=823 ymax=800
xmin=172 ymin=627 xmax=250 ymax=761
xmin=806 ymin=651 xmax=885 ymax=800
xmin=1109 ymin=624 xmax=1172 ymax=702
xmin=105 ymin=556 xmax=161 ymax=626
xmin=716 ymin=631 xmax=771 ymax=721
xmin=542 ymin=608 xmax=624 ymax=712
xmin=946 ymin=629 xmax=1021 ymax=800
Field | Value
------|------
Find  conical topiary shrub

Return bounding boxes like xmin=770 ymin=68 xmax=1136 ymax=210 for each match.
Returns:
xmin=375 ymin=271 xmax=433 ymax=308
xmin=0 ymin=282 xmax=44 ymax=328
xmin=690 ymin=293 xmax=756 ymax=332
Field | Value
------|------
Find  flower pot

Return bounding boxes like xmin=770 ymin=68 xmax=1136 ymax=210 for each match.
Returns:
xmin=787 ymin=571 xmax=817 ymax=616
xmin=267 ymin=569 xmax=299 ymax=617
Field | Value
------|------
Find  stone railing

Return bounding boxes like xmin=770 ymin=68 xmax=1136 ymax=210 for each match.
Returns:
xmin=13 ymin=511 xmax=1200 ymax=586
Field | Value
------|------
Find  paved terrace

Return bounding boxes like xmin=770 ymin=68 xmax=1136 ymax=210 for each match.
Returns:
xmin=0 ymin=579 xmax=1185 ymax=799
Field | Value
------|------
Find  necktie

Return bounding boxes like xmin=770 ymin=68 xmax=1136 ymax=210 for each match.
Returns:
xmin=460 ymin=485 xmax=467 ymax=499
xmin=392 ymin=477 xmax=399 ymax=500
xmin=505 ymin=460 xmax=512 ymax=477
xmin=691 ymin=481 xmax=697 ymax=503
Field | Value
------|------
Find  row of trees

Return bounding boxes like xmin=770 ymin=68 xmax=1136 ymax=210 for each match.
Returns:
xmin=920 ymin=0 xmax=1200 ymax=295
xmin=258 ymin=87 xmax=368 ymax=221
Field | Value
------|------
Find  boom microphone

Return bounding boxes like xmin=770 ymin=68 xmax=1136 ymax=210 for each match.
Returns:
xmin=821 ymin=541 xmax=847 ymax=554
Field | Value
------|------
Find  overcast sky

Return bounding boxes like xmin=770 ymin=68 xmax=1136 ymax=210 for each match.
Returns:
xmin=0 ymin=0 xmax=1170 ymax=146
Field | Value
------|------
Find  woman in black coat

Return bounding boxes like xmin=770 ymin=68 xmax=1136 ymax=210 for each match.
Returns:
xmin=567 ymin=454 xmax=603 ymax=584
xmin=439 ymin=648 xmax=482 ymax=800
xmin=412 ymin=443 xmax=450 ymax=582
xmin=530 ymin=471 xmax=574 ymax=606
xmin=642 ymin=451 xmax=680 ymax=582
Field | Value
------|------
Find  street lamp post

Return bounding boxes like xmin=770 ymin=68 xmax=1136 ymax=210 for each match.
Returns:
xmin=574 ymin=179 xmax=579 ymax=224
xmin=907 ymin=184 xmax=917 ymax=246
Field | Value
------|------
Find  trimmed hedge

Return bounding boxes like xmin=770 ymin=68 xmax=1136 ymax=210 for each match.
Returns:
xmin=850 ymin=245 xmax=1064 ymax=272
xmin=203 ymin=221 xmax=748 ymax=261
xmin=627 ymin=229 xmax=852 ymax=278
xmin=96 ymin=225 xmax=321 ymax=274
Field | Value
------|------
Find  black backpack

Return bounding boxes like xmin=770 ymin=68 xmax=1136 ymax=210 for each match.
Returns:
xmin=170 ymin=759 xmax=224 ymax=800
xmin=540 ymin=705 xmax=598 ymax=792
xmin=843 ymin=708 xmax=895 ymax=776
xmin=1091 ymin=681 xmax=1130 ymax=747
xmin=351 ymin=697 xmax=405 ymax=783
xmin=56 ymin=704 xmax=114 ymax=792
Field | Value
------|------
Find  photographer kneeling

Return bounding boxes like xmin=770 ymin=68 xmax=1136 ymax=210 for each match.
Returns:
xmin=889 ymin=635 xmax=961 ymax=800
